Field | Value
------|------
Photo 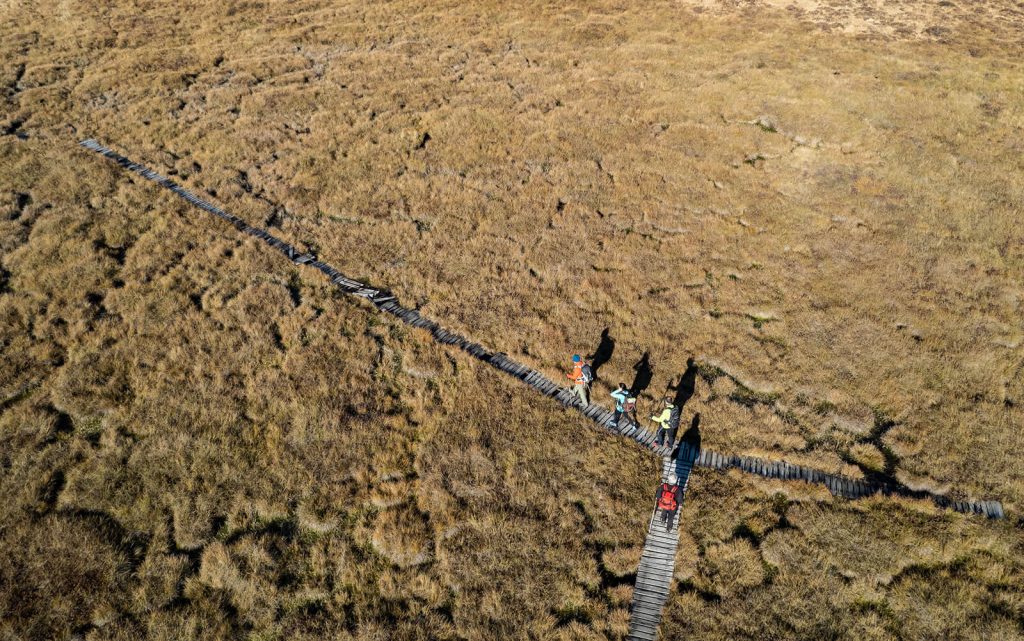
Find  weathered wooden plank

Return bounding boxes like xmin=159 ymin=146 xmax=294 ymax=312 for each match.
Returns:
xmin=630 ymin=604 xmax=664 ymax=619
xmin=626 ymin=452 xmax=693 ymax=641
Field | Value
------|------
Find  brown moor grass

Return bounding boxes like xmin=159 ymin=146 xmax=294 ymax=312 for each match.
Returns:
xmin=1 ymin=0 xmax=1022 ymax=639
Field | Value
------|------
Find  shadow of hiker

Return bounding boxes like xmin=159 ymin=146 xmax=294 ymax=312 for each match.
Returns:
xmin=681 ymin=413 xmax=701 ymax=449
xmin=670 ymin=357 xmax=698 ymax=411
xmin=666 ymin=413 xmax=701 ymax=495
xmin=671 ymin=413 xmax=702 ymax=467
xmin=630 ymin=351 xmax=653 ymax=397
xmin=588 ymin=328 xmax=615 ymax=380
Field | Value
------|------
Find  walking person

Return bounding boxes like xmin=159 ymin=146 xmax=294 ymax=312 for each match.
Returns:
xmin=566 ymin=354 xmax=593 ymax=406
xmin=650 ymin=396 xmax=676 ymax=448
xmin=610 ymin=383 xmax=629 ymax=425
xmin=610 ymin=383 xmax=637 ymax=429
xmin=667 ymin=397 xmax=682 ymax=446
xmin=623 ymin=394 xmax=638 ymax=428
xmin=656 ymin=473 xmax=684 ymax=531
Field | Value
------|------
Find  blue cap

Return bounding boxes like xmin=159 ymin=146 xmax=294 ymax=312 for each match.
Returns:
xmin=572 ymin=354 xmax=581 ymax=362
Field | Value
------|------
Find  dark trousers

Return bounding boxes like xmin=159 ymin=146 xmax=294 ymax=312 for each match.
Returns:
xmin=660 ymin=508 xmax=678 ymax=531
xmin=655 ymin=427 xmax=669 ymax=446
xmin=615 ymin=410 xmax=637 ymax=430
xmin=655 ymin=426 xmax=678 ymax=448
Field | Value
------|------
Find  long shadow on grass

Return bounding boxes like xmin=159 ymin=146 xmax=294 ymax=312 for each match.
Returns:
xmin=587 ymin=328 xmax=615 ymax=380
xmin=630 ymin=351 xmax=653 ymax=397
xmin=670 ymin=357 xmax=698 ymax=411
xmin=661 ymin=358 xmax=699 ymax=448
xmin=670 ymin=413 xmax=701 ymax=459
xmin=680 ymin=413 xmax=701 ymax=450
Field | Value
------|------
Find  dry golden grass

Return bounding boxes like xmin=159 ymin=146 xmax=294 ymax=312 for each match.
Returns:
xmin=1 ymin=0 xmax=1023 ymax=639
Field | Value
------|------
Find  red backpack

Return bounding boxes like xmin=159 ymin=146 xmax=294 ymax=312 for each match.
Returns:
xmin=657 ymin=483 xmax=678 ymax=511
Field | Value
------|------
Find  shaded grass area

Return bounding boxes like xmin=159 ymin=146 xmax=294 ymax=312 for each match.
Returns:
xmin=2 ymin=0 xmax=1023 ymax=639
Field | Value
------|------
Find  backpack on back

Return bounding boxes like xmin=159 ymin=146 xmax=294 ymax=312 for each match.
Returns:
xmin=668 ymin=405 xmax=681 ymax=430
xmin=657 ymin=483 xmax=679 ymax=511
xmin=581 ymin=363 xmax=594 ymax=384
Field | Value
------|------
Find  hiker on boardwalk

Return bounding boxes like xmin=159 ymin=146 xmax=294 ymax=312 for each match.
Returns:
xmin=656 ymin=473 xmax=684 ymax=531
xmin=667 ymin=398 xmax=681 ymax=445
xmin=610 ymin=383 xmax=637 ymax=429
xmin=566 ymin=354 xmax=593 ymax=406
xmin=650 ymin=397 xmax=677 ymax=448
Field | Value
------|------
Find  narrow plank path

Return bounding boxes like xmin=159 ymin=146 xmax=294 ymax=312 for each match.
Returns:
xmin=626 ymin=442 xmax=699 ymax=641
xmin=78 ymin=139 xmax=1004 ymax=521
xmin=691 ymin=448 xmax=1003 ymax=518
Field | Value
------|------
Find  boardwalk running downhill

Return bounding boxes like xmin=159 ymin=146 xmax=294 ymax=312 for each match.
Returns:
xmin=626 ymin=443 xmax=699 ymax=641
xmin=78 ymin=136 xmax=1006 ymax=514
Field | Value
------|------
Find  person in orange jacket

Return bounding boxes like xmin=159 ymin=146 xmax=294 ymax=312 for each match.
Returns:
xmin=566 ymin=354 xmax=592 ymax=406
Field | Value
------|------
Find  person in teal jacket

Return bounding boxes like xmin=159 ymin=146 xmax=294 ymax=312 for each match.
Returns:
xmin=610 ymin=385 xmax=626 ymax=423
xmin=610 ymin=383 xmax=635 ymax=428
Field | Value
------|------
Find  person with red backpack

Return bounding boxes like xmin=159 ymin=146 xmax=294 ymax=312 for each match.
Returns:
xmin=656 ymin=473 xmax=684 ymax=531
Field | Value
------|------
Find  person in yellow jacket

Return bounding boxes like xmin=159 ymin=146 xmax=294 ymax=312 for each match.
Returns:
xmin=651 ymin=397 xmax=677 ymax=447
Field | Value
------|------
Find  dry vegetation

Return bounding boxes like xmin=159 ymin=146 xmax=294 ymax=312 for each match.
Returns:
xmin=1 ymin=0 xmax=1023 ymax=639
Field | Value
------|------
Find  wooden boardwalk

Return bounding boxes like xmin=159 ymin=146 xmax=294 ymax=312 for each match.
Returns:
xmin=626 ymin=443 xmax=699 ymax=641
xmin=79 ymin=138 xmax=1005 ymax=524
xmin=690 ymin=447 xmax=1004 ymax=519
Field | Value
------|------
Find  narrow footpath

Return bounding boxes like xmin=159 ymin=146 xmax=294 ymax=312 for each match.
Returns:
xmin=626 ymin=443 xmax=699 ymax=641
